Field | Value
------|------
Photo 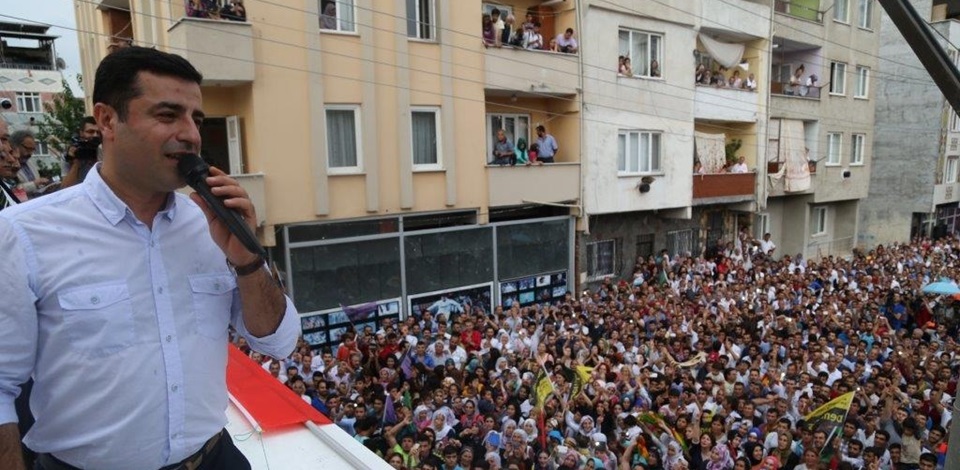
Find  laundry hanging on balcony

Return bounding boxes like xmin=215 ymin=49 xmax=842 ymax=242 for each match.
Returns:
xmin=767 ymin=119 xmax=811 ymax=192
xmin=695 ymin=132 xmax=727 ymax=174
xmin=697 ymin=34 xmax=745 ymax=69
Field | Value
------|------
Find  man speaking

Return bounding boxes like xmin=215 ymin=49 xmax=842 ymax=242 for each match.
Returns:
xmin=0 ymin=47 xmax=300 ymax=469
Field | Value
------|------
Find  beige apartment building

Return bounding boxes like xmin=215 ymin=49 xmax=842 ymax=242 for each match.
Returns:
xmin=75 ymin=0 xmax=579 ymax=349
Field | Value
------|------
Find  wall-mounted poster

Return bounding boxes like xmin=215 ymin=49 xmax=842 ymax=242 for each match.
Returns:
xmin=300 ymin=298 xmax=402 ymax=350
xmin=408 ymin=283 xmax=494 ymax=321
xmin=499 ymin=270 xmax=569 ymax=308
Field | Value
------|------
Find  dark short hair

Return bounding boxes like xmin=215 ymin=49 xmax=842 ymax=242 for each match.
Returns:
xmin=93 ymin=46 xmax=202 ymax=121
xmin=10 ymin=129 xmax=34 ymax=147
xmin=566 ymin=28 xmax=574 ymax=34
xmin=536 ymin=125 xmax=545 ymax=132
xmin=81 ymin=116 xmax=97 ymax=129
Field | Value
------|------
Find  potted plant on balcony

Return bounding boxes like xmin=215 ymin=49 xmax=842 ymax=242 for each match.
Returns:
xmin=724 ymin=138 xmax=742 ymax=169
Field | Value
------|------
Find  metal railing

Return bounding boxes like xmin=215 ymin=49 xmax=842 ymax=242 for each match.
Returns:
xmin=769 ymin=81 xmax=822 ymax=99
xmin=808 ymin=236 xmax=855 ymax=259
xmin=0 ymin=61 xmax=55 ymax=71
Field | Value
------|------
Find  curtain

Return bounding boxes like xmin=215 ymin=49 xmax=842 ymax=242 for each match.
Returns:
xmin=695 ymin=132 xmax=727 ymax=173
xmin=698 ymin=34 xmax=745 ymax=69
xmin=412 ymin=111 xmax=438 ymax=165
xmin=326 ymin=109 xmax=357 ymax=168
xmin=780 ymin=119 xmax=811 ymax=192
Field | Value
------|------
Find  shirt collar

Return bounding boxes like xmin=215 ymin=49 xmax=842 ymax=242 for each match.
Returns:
xmin=84 ymin=164 xmax=178 ymax=225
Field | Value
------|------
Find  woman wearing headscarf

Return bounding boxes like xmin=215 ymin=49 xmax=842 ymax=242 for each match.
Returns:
xmin=705 ymin=443 xmax=734 ymax=470
xmin=500 ymin=418 xmax=518 ymax=450
xmin=741 ymin=442 xmax=765 ymax=470
xmin=414 ymin=405 xmax=434 ymax=431
xmin=431 ymin=406 xmax=459 ymax=441
xmin=663 ymin=441 xmax=689 ymax=470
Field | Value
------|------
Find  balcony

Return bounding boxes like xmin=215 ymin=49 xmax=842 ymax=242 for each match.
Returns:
xmin=934 ymin=183 xmax=960 ymax=206
xmin=774 ymin=0 xmax=823 ymax=22
xmin=234 ymin=173 xmax=267 ymax=226
xmin=770 ymin=81 xmax=822 ymax=99
xmin=767 ymin=161 xmax=816 ymax=174
xmin=694 ymin=85 xmax=760 ymax=122
xmin=486 ymin=163 xmax=580 ymax=207
xmin=702 ymin=0 xmax=770 ymax=36
xmin=484 ymin=47 xmax=579 ymax=96
xmin=167 ymin=18 xmax=254 ymax=86
xmin=692 ymin=172 xmax=756 ymax=204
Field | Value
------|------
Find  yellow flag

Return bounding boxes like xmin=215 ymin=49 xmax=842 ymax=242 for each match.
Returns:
xmin=803 ymin=391 xmax=855 ymax=454
xmin=534 ymin=370 xmax=555 ymax=409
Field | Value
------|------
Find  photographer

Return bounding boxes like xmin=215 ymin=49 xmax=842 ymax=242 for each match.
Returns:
xmin=59 ymin=116 xmax=100 ymax=189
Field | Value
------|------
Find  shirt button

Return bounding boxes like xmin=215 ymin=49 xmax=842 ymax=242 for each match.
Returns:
xmin=171 ymin=385 xmax=179 ymax=392
xmin=158 ymin=287 xmax=164 ymax=294
xmin=150 ymin=241 xmax=156 ymax=248
xmin=90 ymin=296 xmax=100 ymax=305
xmin=166 ymin=335 xmax=172 ymax=342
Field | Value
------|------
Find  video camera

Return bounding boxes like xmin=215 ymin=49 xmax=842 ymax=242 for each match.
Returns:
xmin=70 ymin=134 xmax=101 ymax=161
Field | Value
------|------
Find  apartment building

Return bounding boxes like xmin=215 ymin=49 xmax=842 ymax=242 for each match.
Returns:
xmin=0 ymin=21 xmax=65 ymax=168
xmin=860 ymin=0 xmax=960 ymax=244
xmin=74 ymin=0 xmax=577 ymax=349
xmin=764 ymin=0 xmax=879 ymax=259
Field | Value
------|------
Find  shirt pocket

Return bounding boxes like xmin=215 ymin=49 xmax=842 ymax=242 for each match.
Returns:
xmin=188 ymin=273 xmax=236 ymax=340
xmin=58 ymin=282 xmax=136 ymax=358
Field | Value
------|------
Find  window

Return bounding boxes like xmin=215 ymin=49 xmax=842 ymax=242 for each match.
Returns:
xmin=857 ymin=0 xmax=873 ymax=28
xmin=319 ymin=0 xmax=355 ymax=32
xmin=16 ymin=92 xmax=42 ymax=113
xmin=618 ymin=130 xmax=662 ymax=174
xmin=406 ymin=0 xmax=435 ymax=40
xmin=830 ymin=62 xmax=846 ymax=95
xmin=618 ymin=29 xmax=662 ymax=78
xmin=666 ymin=229 xmax=697 ymax=257
xmin=851 ymin=133 xmax=865 ymax=165
xmin=834 ymin=0 xmax=849 ymax=23
xmin=947 ymin=157 xmax=959 ymax=183
xmin=325 ymin=106 xmax=362 ymax=173
xmin=812 ymin=207 xmax=827 ymax=235
xmin=486 ymin=114 xmax=529 ymax=162
xmin=587 ymin=239 xmax=616 ymax=280
xmin=755 ymin=213 xmax=770 ymax=239
xmin=953 ymin=111 xmax=960 ymax=132
xmin=34 ymin=141 xmax=49 ymax=156
xmin=827 ymin=132 xmax=842 ymax=165
xmin=854 ymin=66 xmax=869 ymax=98
xmin=411 ymin=107 xmax=441 ymax=170
xmin=636 ymin=233 xmax=654 ymax=260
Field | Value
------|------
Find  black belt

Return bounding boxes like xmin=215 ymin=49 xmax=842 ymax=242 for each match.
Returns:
xmin=36 ymin=430 xmax=224 ymax=470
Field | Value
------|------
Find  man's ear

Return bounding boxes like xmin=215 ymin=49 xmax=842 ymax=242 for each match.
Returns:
xmin=93 ymin=103 xmax=118 ymax=142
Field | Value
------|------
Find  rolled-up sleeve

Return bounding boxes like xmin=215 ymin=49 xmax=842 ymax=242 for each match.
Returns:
xmin=0 ymin=219 xmax=38 ymax=425
xmin=234 ymin=295 xmax=299 ymax=360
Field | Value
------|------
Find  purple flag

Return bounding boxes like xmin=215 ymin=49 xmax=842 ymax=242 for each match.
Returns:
xmin=383 ymin=393 xmax=397 ymax=425
xmin=339 ymin=302 xmax=378 ymax=324
xmin=400 ymin=350 xmax=413 ymax=378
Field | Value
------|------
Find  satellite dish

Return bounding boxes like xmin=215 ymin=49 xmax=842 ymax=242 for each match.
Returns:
xmin=56 ymin=57 xmax=67 ymax=70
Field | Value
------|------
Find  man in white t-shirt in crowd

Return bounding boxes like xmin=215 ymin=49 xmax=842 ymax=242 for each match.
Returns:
xmin=730 ymin=155 xmax=749 ymax=173
xmin=753 ymin=232 xmax=776 ymax=256
xmin=555 ymin=28 xmax=579 ymax=53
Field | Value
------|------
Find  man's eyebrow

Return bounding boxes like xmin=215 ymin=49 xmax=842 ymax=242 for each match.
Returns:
xmin=149 ymin=101 xmax=186 ymax=113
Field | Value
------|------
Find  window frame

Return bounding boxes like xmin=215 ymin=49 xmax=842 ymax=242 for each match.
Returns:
xmin=16 ymin=92 xmax=42 ymax=113
xmin=618 ymin=130 xmax=662 ymax=176
xmin=486 ymin=113 xmax=530 ymax=164
xmin=410 ymin=106 xmax=442 ymax=171
xmin=755 ymin=213 xmax=770 ymax=240
xmin=947 ymin=157 xmax=959 ymax=184
xmin=826 ymin=132 xmax=843 ymax=166
xmin=324 ymin=105 xmax=363 ymax=175
xmin=833 ymin=0 xmax=850 ymax=23
xmin=618 ymin=28 xmax=664 ymax=79
xmin=830 ymin=62 xmax=847 ymax=95
xmin=34 ymin=140 xmax=50 ymax=156
xmin=586 ymin=239 xmax=616 ymax=280
xmin=406 ymin=0 xmax=436 ymax=40
xmin=854 ymin=66 xmax=869 ymax=99
xmin=318 ymin=0 xmax=357 ymax=34
xmin=812 ymin=207 xmax=828 ymax=236
xmin=857 ymin=0 xmax=873 ymax=29
xmin=953 ymin=111 xmax=960 ymax=132
xmin=850 ymin=133 xmax=865 ymax=166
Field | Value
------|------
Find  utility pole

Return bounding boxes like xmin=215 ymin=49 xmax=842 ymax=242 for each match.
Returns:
xmin=874 ymin=1 xmax=960 ymax=468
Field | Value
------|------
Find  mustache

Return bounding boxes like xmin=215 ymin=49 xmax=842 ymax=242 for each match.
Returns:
xmin=161 ymin=143 xmax=198 ymax=155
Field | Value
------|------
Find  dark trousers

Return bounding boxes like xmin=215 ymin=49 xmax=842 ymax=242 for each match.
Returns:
xmin=34 ymin=429 xmax=250 ymax=470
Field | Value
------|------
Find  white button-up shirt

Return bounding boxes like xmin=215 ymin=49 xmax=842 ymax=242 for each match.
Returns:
xmin=0 ymin=167 xmax=300 ymax=469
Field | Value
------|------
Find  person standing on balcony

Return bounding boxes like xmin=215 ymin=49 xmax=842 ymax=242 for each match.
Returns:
xmin=555 ymin=28 xmax=579 ymax=54
xmin=535 ymin=125 xmax=558 ymax=164
xmin=523 ymin=22 xmax=544 ymax=50
xmin=745 ymin=73 xmax=758 ymax=91
xmin=730 ymin=156 xmax=749 ymax=173
xmin=788 ymin=65 xmax=805 ymax=95
xmin=492 ymin=129 xmax=516 ymax=166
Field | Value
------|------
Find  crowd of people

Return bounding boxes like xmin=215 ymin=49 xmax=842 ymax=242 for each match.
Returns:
xmin=695 ymin=64 xmax=758 ymax=92
xmin=241 ymin=230 xmax=958 ymax=470
xmin=482 ymin=9 xmax=579 ymax=54
xmin=186 ymin=0 xmax=247 ymax=22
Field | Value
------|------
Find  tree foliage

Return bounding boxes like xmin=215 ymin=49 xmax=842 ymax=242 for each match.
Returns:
xmin=35 ymin=75 xmax=86 ymax=155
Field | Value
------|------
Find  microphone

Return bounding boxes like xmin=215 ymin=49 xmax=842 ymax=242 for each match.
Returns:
xmin=177 ymin=154 xmax=267 ymax=260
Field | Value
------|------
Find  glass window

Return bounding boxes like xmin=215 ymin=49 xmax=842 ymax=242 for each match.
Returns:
xmin=291 ymin=237 xmax=401 ymax=312
xmin=405 ymin=228 xmax=493 ymax=295
xmin=496 ymin=219 xmax=570 ymax=280
xmin=412 ymin=108 xmax=440 ymax=169
xmin=834 ymin=0 xmax=849 ymax=22
xmin=947 ymin=157 xmax=959 ymax=184
xmin=666 ymin=229 xmax=697 ymax=257
xmin=855 ymin=66 xmax=868 ymax=98
xmin=319 ymin=0 xmax=356 ymax=32
xmin=406 ymin=0 xmax=435 ymax=39
xmin=486 ymin=113 xmax=529 ymax=163
xmin=288 ymin=218 xmax=399 ymax=243
xmin=618 ymin=29 xmax=662 ymax=78
xmin=813 ymin=207 xmax=827 ymax=235
xmin=618 ymin=130 xmax=662 ymax=174
xmin=16 ymin=92 xmax=42 ymax=113
xmin=830 ymin=62 xmax=846 ymax=95
xmin=858 ymin=0 xmax=872 ymax=28
xmin=851 ymin=133 xmax=865 ymax=165
xmin=586 ymin=239 xmax=616 ymax=280
xmin=827 ymin=132 xmax=842 ymax=165
xmin=326 ymin=106 xmax=361 ymax=173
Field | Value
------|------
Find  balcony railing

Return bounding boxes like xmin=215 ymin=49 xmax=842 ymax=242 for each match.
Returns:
xmin=694 ymin=84 xmax=759 ymax=122
xmin=185 ymin=0 xmax=247 ymax=22
xmin=233 ymin=173 xmax=267 ymax=226
xmin=767 ymin=161 xmax=816 ymax=174
xmin=486 ymin=163 xmax=580 ymax=207
xmin=808 ymin=236 xmax=854 ymax=259
xmin=692 ymin=172 xmax=756 ymax=203
xmin=167 ymin=17 xmax=254 ymax=86
xmin=770 ymin=81 xmax=822 ymax=99
xmin=484 ymin=46 xmax=579 ymax=96
xmin=774 ymin=0 xmax=824 ymax=22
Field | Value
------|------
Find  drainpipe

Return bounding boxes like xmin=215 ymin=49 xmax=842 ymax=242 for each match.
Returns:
xmin=575 ymin=0 xmax=587 ymax=293
xmin=760 ymin=0 xmax=776 ymax=213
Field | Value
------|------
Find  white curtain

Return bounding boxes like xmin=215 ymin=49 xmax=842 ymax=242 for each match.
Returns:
xmin=695 ymin=132 xmax=727 ymax=173
xmin=780 ymin=119 xmax=811 ymax=192
xmin=698 ymin=34 xmax=745 ymax=69
xmin=326 ymin=109 xmax=357 ymax=168
xmin=412 ymin=111 xmax=437 ymax=165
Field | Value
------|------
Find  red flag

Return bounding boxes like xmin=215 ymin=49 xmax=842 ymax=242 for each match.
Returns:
xmin=537 ymin=411 xmax=547 ymax=450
